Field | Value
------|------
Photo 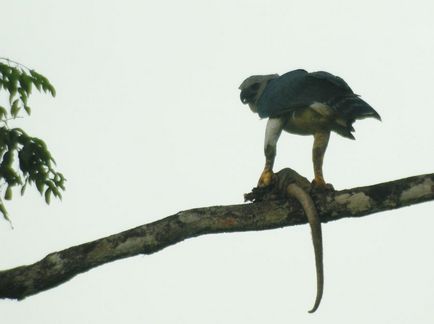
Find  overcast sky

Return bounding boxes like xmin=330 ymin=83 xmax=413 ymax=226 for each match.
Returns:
xmin=1 ymin=0 xmax=434 ymax=323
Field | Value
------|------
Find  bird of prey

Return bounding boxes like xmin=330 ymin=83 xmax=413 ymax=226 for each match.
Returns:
xmin=239 ymin=69 xmax=381 ymax=188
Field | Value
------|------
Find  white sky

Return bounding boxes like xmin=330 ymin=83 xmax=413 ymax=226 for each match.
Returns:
xmin=1 ymin=0 xmax=434 ymax=323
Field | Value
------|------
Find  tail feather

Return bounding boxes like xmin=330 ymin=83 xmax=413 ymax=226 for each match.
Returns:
xmin=332 ymin=123 xmax=356 ymax=139
xmin=329 ymin=95 xmax=381 ymax=121
xmin=328 ymin=94 xmax=380 ymax=139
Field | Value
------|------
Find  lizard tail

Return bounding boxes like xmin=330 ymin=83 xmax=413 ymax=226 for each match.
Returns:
xmin=286 ymin=184 xmax=324 ymax=313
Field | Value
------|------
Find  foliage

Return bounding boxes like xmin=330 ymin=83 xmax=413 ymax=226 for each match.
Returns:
xmin=0 ymin=58 xmax=64 ymax=223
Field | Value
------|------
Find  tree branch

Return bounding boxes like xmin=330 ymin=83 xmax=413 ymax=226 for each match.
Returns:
xmin=1 ymin=169 xmax=433 ymax=300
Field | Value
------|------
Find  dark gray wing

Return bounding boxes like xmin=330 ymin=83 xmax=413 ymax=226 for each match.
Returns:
xmin=308 ymin=71 xmax=353 ymax=93
xmin=257 ymin=70 xmax=354 ymax=118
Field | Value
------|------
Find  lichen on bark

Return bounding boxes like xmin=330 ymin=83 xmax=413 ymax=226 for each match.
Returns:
xmin=0 ymin=169 xmax=433 ymax=300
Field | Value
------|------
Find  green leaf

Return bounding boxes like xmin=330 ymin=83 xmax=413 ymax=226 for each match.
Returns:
xmin=7 ymin=69 xmax=19 ymax=104
xmin=0 ymin=62 xmax=62 ymax=222
xmin=0 ymin=106 xmax=7 ymax=119
xmin=11 ymin=99 xmax=20 ymax=118
xmin=0 ymin=63 xmax=11 ymax=76
xmin=1 ymin=166 xmax=20 ymax=186
xmin=19 ymin=74 xmax=32 ymax=95
xmin=1 ymin=79 xmax=9 ymax=94
xmin=2 ymin=151 xmax=14 ymax=167
xmin=24 ymin=105 xmax=31 ymax=115
xmin=9 ymin=88 xmax=17 ymax=104
xmin=56 ymin=174 xmax=66 ymax=190
xmin=0 ymin=202 xmax=10 ymax=223
xmin=4 ymin=186 xmax=12 ymax=200
xmin=32 ymin=78 xmax=42 ymax=91
xmin=44 ymin=188 xmax=51 ymax=204
xmin=19 ymin=88 xmax=28 ymax=105
xmin=29 ymin=69 xmax=40 ymax=79
xmin=47 ymin=84 xmax=56 ymax=97
xmin=20 ymin=182 xmax=27 ymax=196
xmin=36 ymin=179 xmax=45 ymax=195
xmin=29 ymin=69 xmax=56 ymax=97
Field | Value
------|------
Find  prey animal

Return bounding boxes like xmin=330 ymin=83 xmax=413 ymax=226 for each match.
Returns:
xmin=245 ymin=168 xmax=323 ymax=312
xmin=239 ymin=69 xmax=381 ymax=189
xmin=239 ymin=69 xmax=381 ymax=313
xmin=279 ymin=169 xmax=324 ymax=313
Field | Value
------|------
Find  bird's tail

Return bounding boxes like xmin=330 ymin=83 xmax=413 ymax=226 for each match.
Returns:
xmin=328 ymin=94 xmax=381 ymax=139
xmin=331 ymin=94 xmax=381 ymax=121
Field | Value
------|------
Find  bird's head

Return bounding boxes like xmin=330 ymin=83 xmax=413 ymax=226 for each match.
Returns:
xmin=239 ymin=74 xmax=278 ymax=113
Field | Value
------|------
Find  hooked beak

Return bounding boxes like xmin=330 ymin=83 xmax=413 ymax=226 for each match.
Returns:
xmin=240 ymin=88 xmax=255 ymax=104
xmin=240 ymin=90 xmax=248 ymax=104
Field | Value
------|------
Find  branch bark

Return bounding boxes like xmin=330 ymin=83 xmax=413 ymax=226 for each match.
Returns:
xmin=1 ymin=169 xmax=433 ymax=300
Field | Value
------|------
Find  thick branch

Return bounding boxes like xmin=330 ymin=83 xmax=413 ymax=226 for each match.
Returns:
xmin=1 ymin=170 xmax=433 ymax=300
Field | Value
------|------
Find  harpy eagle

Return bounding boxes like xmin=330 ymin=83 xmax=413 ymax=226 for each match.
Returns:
xmin=239 ymin=69 xmax=381 ymax=188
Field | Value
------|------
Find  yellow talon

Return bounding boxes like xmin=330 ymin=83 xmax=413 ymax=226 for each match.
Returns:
xmin=312 ymin=176 xmax=326 ymax=188
xmin=311 ymin=177 xmax=334 ymax=191
xmin=257 ymin=169 xmax=274 ymax=187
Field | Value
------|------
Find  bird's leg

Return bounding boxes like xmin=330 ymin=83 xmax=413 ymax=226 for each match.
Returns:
xmin=258 ymin=149 xmax=275 ymax=187
xmin=258 ymin=118 xmax=284 ymax=187
xmin=312 ymin=131 xmax=333 ymax=190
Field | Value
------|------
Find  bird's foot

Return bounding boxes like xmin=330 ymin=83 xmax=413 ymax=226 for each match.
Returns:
xmin=257 ymin=169 xmax=274 ymax=187
xmin=311 ymin=178 xmax=334 ymax=192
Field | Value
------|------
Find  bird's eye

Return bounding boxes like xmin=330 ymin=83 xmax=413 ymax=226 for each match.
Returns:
xmin=250 ymin=83 xmax=260 ymax=91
